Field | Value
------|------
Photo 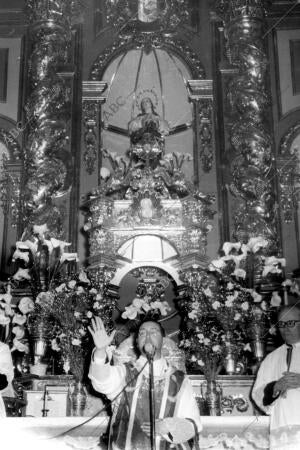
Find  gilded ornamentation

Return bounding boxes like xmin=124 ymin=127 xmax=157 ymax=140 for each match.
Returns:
xmin=82 ymin=81 xmax=108 ymax=175
xmin=82 ymin=101 xmax=100 ymax=175
xmin=0 ymin=167 xmax=21 ymax=228
xmin=0 ymin=130 xmax=22 ymax=227
xmin=198 ymin=99 xmax=214 ymax=173
xmin=221 ymin=394 xmax=249 ymax=414
xmin=216 ymin=0 xmax=279 ymax=250
xmin=84 ymin=100 xmax=215 ymax=262
xmin=23 ymin=0 xmax=73 ymax=233
xmin=87 ymin=265 xmax=117 ymax=333
xmin=105 ymin=0 xmax=191 ymax=31
xmin=278 ymin=123 xmax=300 ymax=223
xmin=186 ymin=81 xmax=214 ymax=173
xmin=90 ymin=35 xmax=205 ymax=80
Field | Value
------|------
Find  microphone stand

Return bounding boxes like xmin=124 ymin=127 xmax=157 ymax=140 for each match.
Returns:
xmin=147 ymin=353 xmax=156 ymax=450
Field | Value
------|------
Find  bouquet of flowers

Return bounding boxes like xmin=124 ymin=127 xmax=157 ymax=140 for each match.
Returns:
xmin=0 ymin=283 xmax=34 ymax=354
xmin=180 ymin=316 xmax=226 ymax=379
xmin=122 ymin=295 xmax=171 ymax=321
xmin=11 ymin=224 xmax=79 ymax=295
xmin=47 ymin=272 xmax=95 ymax=381
xmin=208 ymin=237 xmax=286 ymax=324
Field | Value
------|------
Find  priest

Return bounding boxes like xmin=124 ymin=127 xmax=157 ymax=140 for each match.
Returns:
xmin=88 ymin=316 xmax=201 ymax=450
xmin=252 ymin=304 xmax=300 ymax=450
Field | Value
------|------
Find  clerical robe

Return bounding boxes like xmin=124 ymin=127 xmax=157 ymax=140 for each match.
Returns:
xmin=252 ymin=342 xmax=300 ymax=450
xmin=89 ymin=355 xmax=201 ymax=450
xmin=0 ymin=342 xmax=14 ymax=417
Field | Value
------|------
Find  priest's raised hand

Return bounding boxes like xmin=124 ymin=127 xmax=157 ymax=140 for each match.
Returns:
xmin=88 ymin=316 xmax=116 ymax=359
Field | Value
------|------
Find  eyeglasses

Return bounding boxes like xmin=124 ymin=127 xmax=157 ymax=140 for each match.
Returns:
xmin=277 ymin=320 xmax=300 ymax=329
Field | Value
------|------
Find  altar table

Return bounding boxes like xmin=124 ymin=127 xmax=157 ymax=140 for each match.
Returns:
xmin=0 ymin=415 xmax=270 ymax=450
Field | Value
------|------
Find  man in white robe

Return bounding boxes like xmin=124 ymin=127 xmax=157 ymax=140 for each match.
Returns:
xmin=252 ymin=304 xmax=300 ymax=450
xmin=88 ymin=317 xmax=201 ymax=450
xmin=0 ymin=341 xmax=14 ymax=417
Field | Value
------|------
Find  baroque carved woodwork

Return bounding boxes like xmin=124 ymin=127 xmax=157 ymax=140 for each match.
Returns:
xmin=82 ymin=81 xmax=108 ymax=176
xmin=0 ymin=129 xmax=22 ymax=229
xmin=278 ymin=123 xmax=300 ymax=223
xmin=23 ymin=0 xmax=75 ymax=234
xmin=215 ymin=0 xmax=279 ymax=253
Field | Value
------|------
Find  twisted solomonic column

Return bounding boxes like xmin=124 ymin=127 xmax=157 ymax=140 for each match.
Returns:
xmin=215 ymin=0 xmax=280 ymax=252
xmin=23 ymin=0 xmax=74 ymax=235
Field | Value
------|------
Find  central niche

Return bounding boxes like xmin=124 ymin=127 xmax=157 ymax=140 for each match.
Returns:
xmin=101 ymin=48 xmax=194 ymax=182
xmin=116 ymin=266 xmax=180 ymax=338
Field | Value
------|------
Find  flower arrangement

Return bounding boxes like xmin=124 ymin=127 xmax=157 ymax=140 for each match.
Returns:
xmin=11 ymin=224 xmax=79 ymax=295
xmin=122 ymin=295 xmax=171 ymax=321
xmin=0 ymin=283 xmax=34 ymax=354
xmin=180 ymin=316 xmax=226 ymax=380
xmin=208 ymin=237 xmax=286 ymax=323
xmin=46 ymin=272 xmax=96 ymax=381
xmin=178 ymin=236 xmax=286 ymax=377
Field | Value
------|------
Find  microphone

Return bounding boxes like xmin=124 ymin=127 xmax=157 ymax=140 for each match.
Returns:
xmin=144 ymin=342 xmax=155 ymax=360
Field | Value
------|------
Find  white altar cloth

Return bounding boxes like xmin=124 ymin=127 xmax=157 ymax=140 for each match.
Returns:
xmin=0 ymin=416 xmax=269 ymax=450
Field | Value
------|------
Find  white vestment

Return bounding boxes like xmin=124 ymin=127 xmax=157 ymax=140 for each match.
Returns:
xmin=89 ymin=354 xmax=202 ymax=449
xmin=252 ymin=342 xmax=300 ymax=450
xmin=0 ymin=342 xmax=14 ymax=417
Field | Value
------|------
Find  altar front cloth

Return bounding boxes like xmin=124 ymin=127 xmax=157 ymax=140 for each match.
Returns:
xmin=0 ymin=416 xmax=270 ymax=450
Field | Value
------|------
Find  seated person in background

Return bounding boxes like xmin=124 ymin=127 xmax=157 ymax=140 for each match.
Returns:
xmin=0 ymin=341 xmax=14 ymax=417
xmin=252 ymin=304 xmax=300 ymax=449
xmin=89 ymin=317 xmax=201 ymax=449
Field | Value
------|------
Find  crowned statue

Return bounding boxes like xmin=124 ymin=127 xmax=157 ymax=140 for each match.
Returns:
xmin=128 ymin=97 xmax=170 ymax=164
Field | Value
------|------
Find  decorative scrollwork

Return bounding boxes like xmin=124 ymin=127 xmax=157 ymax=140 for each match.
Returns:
xmin=82 ymin=101 xmax=100 ymax=175
xmin=0 ymin=129 xmax=22 ymax=227
xmin=221 ymin=394 xmax=249 ymax=414
xmin=105 ymin=0 xmax=191 ymax=31
xmin=198 ymin=100 xmax=214 ymax=173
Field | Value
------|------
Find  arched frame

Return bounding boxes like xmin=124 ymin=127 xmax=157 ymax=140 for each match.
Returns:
xmin=0 ymin=127 xmax=22 ymax=275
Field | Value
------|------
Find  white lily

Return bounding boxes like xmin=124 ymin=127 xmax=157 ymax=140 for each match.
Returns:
xmin=222 ymin=242 xmax=241 ymax=256
xmin=100 ymin=167 xmax=111 ymax=180
xmin=0 ymin=312 xmax=10 ymax=325
xmin=12 ymin=249 xmax=30 ymax=263
xmin=78 ymin=270 xmax=90 ymax=284
xmin=247 ymin=237 xmax=268 ymax=253
xmin=13 ymin=268 xmax=31 ymax=281
xmin=50 ymin=238 xmax=71 ymax=253
xmin=0 ymin=291 xmax=12 ymax=305
xmin=11 ymin=339 xmax=29 ymax=353
xmin=33 ymin=223 xmax=49 ymax=238
xmin=262 ymin=257 xmax=285 ymax=277
xmin=209 ymin=258 xmax=227 ymax=271
xmin=122 ymin=305 xmax=138 ymax=320
xmin=251 ymin=290 xmax=263 ymax=303
xmin=16 ymin=239 xmax=38 ymax=254
xmin=60 ymin=252 xmax=79 ymax=263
